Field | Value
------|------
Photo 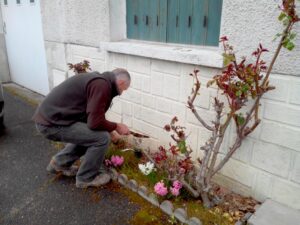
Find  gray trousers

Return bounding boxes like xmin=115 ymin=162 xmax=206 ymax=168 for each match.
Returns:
xmin=35 ymin=122 xmax=110 ymax=182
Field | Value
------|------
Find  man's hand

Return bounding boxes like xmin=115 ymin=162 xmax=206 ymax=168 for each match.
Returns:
xmin=110 ymin=131 xmax=121 ymax=144
xmin=116 ymin=123 xmax=130 ymax=135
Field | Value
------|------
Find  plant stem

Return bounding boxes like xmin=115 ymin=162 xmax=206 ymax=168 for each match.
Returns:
xmin=262 ymin=22 xmax=292 ymax=87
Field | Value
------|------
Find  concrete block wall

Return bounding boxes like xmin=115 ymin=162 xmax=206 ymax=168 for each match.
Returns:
xmin=104 ymin=52 xmax=300 ymax=210
xmin=46 ymin=43 xmax=300 ymax=209
xmin=45 ymin=42 xmax=107 ymax=89
xmin=40 ymin=0 xmax=300 ymax=210
xmin=90 ymin=50 xmax=299 ymax=208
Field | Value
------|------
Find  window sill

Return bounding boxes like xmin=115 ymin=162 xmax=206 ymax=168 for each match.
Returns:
xmin=99 ymin=40 xmax=223 ymax=68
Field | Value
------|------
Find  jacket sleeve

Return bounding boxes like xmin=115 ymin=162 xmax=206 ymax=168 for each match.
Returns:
xmin=86 ymin=79 xmax=117 ymax=132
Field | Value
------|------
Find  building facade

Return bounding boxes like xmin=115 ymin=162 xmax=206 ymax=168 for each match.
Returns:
xmin=1 ymin=0 xmax=300 ymax=209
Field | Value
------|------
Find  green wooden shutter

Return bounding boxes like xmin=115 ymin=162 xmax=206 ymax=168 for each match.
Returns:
xmin=167 ymin=0 xmax=206 ymax=45
xmin=206 ymin=0 xmax=223 ymax=46
xmin=158 ymin=0 xmax=168 ymax=42
xmin=147 ymin=0 xmax=167 ymax=42
xmin=167 ymin=0 xmax=194 ymax=44
xmin=127 ymin=0 xmax=167 ymax=42
xmin=191 ymin=0 xmax=207 ymax=45
xmin=127 ymin=0 xmax=139 ymax=39
xmin=127 ymin=0 xmax=222 ymax=46
xmin=166 ymin=0 xmax=179 ymax=43
xmin=178 ymin=0 xmax=193 ymax=44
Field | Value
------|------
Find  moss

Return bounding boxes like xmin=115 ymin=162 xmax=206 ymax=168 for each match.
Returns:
xmin=106 ymin=145 xmax=235 ymax=225
xmin=119 ymin=187 xmax=176 ymax=225
xmin=180 ymin=202 xmax=233 ymax=225
xmin=3 ymin=86 xmax=39 ymax=107
xmin=50 ymin=141 xmax=65 ymax=150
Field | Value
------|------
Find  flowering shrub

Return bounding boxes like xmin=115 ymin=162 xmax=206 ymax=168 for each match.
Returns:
xmin=154 ymin=180 xmax=168 ymax=196
xmin=138 ymin=161 xmax=155 ymax=175
xmin=143 ymin=1 xmax=300 ymax=207
xmin=154 ymin=180 xmax=183 ymax=197
xmin=67 ymin=60 xmax=91 ymax=74
xmin=152 ymin=117 xmax=194 ymax=181
xmin=105 ymin=155 xmax=124 ymax=167
xmin=170 ymin=180 xmax=183 ymax=197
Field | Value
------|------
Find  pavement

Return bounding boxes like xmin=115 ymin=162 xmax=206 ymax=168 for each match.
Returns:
xmin=248 ymin=199 xmax=300 ymax=225
xmin=0 ymin=85 xmax=140 ymax=225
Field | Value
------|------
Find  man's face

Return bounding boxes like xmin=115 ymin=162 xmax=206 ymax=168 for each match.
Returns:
xmin=116 ymin=79 xmax=130 ymax=95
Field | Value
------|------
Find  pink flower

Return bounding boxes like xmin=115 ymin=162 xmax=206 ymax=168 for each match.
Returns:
xmin=179 ymin=168 xmax=186 ymax=174
xmin=105 ymin=159 xmax=112 ymax=167
xmin=172 ymin=180 xmax=182 ymax=190
xmin=170 ymin=187 xmax=180 ymax=196
xmin=110 ymin=155 xmax=124 ymax=167
xmin=154 ymin=181 xmax=168 ymax=196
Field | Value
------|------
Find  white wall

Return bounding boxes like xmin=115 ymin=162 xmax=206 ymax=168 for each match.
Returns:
xmin=221 ymin=0 xmax=300 ymax=76
xmin=40 ymin=0 xmax=110 ymax=46
xmin=0 ymin=7 xmax=10 ymax=82
xmin=41 ymin=0 xmax=300 ymax=209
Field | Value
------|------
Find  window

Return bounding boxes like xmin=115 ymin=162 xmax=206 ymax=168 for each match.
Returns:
xmin=16 ymin=0 xmax=20 ymax=4
xmin=30 ymin=0 xmax=34 ymax=3
xmin=4 ymin=0 xmax=7 ymax=5
xmin=126 ymin=0 xmax=223 ymax=46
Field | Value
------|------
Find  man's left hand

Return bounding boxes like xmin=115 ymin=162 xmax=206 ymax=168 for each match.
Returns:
xmin=110 ymin=131 xmax=121 ymax=144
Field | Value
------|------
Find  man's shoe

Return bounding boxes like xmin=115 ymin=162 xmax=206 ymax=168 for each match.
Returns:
xmin=46 ymin=159 xmax=78 ymax=177
xmin=75 ymin=173 xmax=111 ymax=188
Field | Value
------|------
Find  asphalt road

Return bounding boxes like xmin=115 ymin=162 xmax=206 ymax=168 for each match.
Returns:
xmin=0 ymin=89 xmax=139 ymax=225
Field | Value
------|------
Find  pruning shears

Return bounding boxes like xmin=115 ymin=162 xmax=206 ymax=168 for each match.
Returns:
xmin=129 ymin=130 xmax=149 ymax=138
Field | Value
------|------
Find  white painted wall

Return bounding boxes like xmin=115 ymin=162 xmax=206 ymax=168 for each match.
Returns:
xmin=0 ymin=8 xmax=10 ymax=82
xmin=41 ymin=0 xmax=300 ymax=209
xmin=221 ymin=0 xmax=300 ymax=76
xmin=40 ymin=0 xmax=110 ymax=47
xmin=107 ymin=53 xmax=300 ymax=210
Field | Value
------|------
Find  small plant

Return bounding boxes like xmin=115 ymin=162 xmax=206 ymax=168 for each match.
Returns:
xmin=138 ymin=161 xmax=155 ymax=175
xmin=67 ymin=60 xmax=91 ymax=74
xmin=105 ymin=155 xmax=124 ymax=168
xmin=167 ymin=215 xmax=178 ymax=224
xmin=141 ymin=0 xmax=299 ymax=208
xmin=153 ymin=117 xmax=194 ymax=181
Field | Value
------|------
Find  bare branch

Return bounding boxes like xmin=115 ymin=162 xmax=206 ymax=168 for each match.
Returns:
xmin=187 ymin=71 xmax=214 ymax=131
xmin=180 ymin=179 xmax=200 ymax=198
xmin=262 ymin=22 xmax=292 ymax=87
xmin=211 ymin=138 xmax=242 ymax=177
xmin=187 ymin=104 xmax=214 ymax=131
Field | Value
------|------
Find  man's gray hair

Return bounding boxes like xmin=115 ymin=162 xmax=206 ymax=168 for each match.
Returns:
xmin=112 ymin=68 xmax=131 ymax=82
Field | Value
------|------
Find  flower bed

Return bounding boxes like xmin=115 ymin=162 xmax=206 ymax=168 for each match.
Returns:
xmin=105 ymin=141 xmax=259 ymax=225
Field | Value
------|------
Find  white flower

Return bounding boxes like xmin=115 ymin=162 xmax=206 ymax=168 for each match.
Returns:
xmin=138 ymin=161 xmax=155 ymax=175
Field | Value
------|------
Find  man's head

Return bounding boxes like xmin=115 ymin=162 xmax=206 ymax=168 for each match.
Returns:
xmin=113 ymin=68 xmax=131 ymax=95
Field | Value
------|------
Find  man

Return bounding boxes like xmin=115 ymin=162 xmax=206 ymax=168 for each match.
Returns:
xmin=33 ymin=68 xmax=130 ymax=188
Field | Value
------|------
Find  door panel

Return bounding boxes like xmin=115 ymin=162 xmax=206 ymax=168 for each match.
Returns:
xmin=1 ymin=0 xmax=49 ymax=95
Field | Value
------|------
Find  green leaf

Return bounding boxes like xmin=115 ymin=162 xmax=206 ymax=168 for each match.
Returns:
xmin=273 ymin=33 xmax=282 ymax=41
xmin=287 ymin=15 xmax=293 ymax=21
xmin=235 ymin=90 xmax=242 ymax=97
xmin=282 ymin=18 xmax=290 ymax=26
xmin=282 ymin=37 xmax=289 ymax=46
xmin=222 ymin=53 xmax=235 ymax=66
xmin=289 ymin=32 xmax=297 ymax=40
xmin=236 ymin=114 xmax=245 ymax=126
xmin=241 ymin=84 xmax=249 ymax=93
xmin=278 ymin=12 xmax=286 ymax=21
xmin=286 ymin=41 xmax=295 ymax=51
xmin=178 ymin=140 xmax=187 ymax=154
xmin=146 ymin=171 xmax=158 ymax=185
xmin=207 ymin=79 xmax=216 ymax=88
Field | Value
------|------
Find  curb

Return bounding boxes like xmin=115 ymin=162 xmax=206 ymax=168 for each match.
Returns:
xmin=110 ymin=168 xmax=257 ymax=225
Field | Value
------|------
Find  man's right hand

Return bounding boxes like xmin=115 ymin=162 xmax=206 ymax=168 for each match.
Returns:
xmin=116 ymin=123 xmax=130 ymax=135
